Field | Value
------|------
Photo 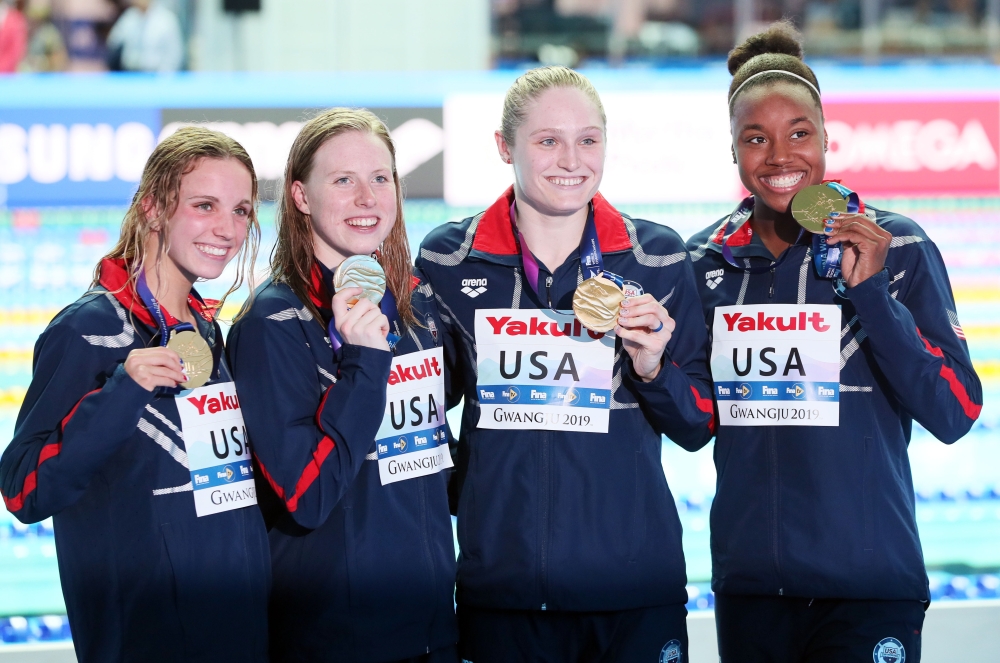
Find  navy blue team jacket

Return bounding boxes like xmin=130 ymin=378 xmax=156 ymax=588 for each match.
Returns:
xmin=227 ymin=261 xmax=457 ymax=663
xmin=415 ymin=187 xmax=716 ymax=612
xmin=0 ymin=258 xmax=270 ymax=663
xmin=687 ymin=201 xmax=982 ymax=601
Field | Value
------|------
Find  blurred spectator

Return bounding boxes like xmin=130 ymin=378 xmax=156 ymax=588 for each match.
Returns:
xmin=20 ymin=0 xmax=66 ymax=71
xmin=0 ymin=0 xmax=28 ymax=72
xmin=106 ymin=0 xmax=182 ymax=72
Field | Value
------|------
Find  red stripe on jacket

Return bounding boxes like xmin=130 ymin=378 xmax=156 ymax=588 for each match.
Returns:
xmin=917 ymin=328 xmax=982 ymax=421
xmin=253 ymin=385 xmax=341 ymax=514
xmin=2 ymin=389 xmax=97 ymax=513
xmin=689 ymin=385 xmax=716 ymax=434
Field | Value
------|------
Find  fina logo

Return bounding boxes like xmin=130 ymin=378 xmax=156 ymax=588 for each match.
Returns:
xmin=397 ymin=436 xmax=407 ymax=452
xmin=222 ymin=465 xmax=235 ymax=482
xmin=792 ymin=383 xmax=806 ymax=399
xmin=737 ymin=383 xmax=752 ymax=399
xmin=560 ymin=388 xmax=580 ymax=405
xmin=873 ymin=637 xmax=905 ymax=663
xmin=621 ymin=280 xmax=643 ymax=298
xmin=659 ymin=639 xmax=683 ymax=663
xmin=504 ymin=386 xmax=520 ymax=403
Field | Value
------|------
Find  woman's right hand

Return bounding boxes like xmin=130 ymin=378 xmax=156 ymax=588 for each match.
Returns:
xmin=331 ymin=287 xmax=390 ymax=351
xmin=124 ymin=347 xmax=187 ymax=392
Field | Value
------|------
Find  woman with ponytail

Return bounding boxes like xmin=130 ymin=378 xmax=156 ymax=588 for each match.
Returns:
xmin=687 ymin=21 xmax=981 ymax=662
xmin=1 ymin=127 xmax=269 ymax=662
xmin=228 ymin=108 xmax=457 ymax=663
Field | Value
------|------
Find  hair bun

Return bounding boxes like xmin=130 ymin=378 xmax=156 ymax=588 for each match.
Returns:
xmin=727 ymin=20 xmax=804 ymax=75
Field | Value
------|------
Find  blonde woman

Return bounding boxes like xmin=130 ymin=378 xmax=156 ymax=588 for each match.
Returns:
xmin=228 ymin=109 xmax=457 ymax=663
xmin=0 ymin=127 xmax=268 ymax=663
xmin=417 ymin=66 xmax=714 ymax=663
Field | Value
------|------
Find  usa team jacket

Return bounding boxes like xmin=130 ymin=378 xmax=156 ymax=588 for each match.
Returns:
xmin=687 ymin=203 xmax=982 ymax=601
xmin=415 ymin=187 xmax=716 ymax=612
xmin=0 ymin=259 xmax=270 ymax=663
xmin=227 ymin=262 xmax=457 ymax=663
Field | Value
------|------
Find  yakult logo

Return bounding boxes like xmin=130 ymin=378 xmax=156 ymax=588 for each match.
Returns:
xmin=387 ymin=355 xmax=442 ymax=386
xmin=824 ymin=100 xmax=1000 ymax=195
xmin=486 ymin=315 xmax=604 ymax=339
xmin=187 ymin=392 xmax=241 ymax=415
xmin=722 ymin=310 xmax=830 ymax=332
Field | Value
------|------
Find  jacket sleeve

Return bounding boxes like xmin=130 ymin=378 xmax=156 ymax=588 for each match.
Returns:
xmin=625 ymin=253 xmax=716 ymax=451
xmin=1 ymin=323 xmax=153 ymax=523
xmin=228 ymin=313 xmax=392 ymax=530
xmin=845 ymin=241 xmax=982 ymax=443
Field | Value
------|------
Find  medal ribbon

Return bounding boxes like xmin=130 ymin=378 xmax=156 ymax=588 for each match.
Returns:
xmin=720 ymin=196 xmax=805 ymax=275
xmin=510 ymin=201 xmax=623 ymax=308
xmin=811 ymin=181 xmax=861 ymax=280
xmin=325 ymin=281 xmax=402 ymax=353
xmin=135 ymin=271 xmax=220 ymax=386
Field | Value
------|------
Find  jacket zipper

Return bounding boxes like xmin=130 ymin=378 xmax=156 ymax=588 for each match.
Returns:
xmin=539 ymin=432 xmax=550 ymax=610
xmin=768 ymin=267 xmax=776 ymax=300
xmin=765 ymin=270 xmax=782 ymax=594
xmin=545 ymin=276 xmax=554 ymax=309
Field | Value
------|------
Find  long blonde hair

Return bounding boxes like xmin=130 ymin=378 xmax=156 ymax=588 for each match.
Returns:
xmin=500 ymin=65 xmax=607 ymax=146
xmin=270 ymin=108 xmax=416 ymax=328
xmin=94 ymin=126 xmax=261 ymax=314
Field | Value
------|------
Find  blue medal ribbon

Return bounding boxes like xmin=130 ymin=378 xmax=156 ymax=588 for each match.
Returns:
xmin=511 ymin=201 xmax=623 ymax=307
xmin=135 ymin=271 xmax=220 ymax=388
xmin=811 ymin=181 xmax=860 ymax=280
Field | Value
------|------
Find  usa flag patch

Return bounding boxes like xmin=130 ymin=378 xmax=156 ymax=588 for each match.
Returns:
xmin=947 ymin=310 xmax=966 ymax=340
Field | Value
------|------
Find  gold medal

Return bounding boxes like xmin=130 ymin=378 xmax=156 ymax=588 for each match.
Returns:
xmin=791 ymin=184 xmax=848 ymax=233
xmin=573 ymin=274 xmax=626 ymax=333
xmin=167 ymin=329 xmax=213 ymax=389
xmin=333 ymin=255 xmax=386 ymax=305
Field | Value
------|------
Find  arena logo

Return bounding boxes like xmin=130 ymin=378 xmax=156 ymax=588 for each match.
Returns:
xmin=0 ymin=122 xmax=156 ymax=184
xmin=823 ymin=99 xmax=1000 ymax=196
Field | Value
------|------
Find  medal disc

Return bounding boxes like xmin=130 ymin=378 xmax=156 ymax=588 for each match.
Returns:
xmin=333 ymin=255 xmax=386 ymax=305
xmin=167 ymin=330 xmax=213 ymax=389
xmin=791 ymin=185 xmax=849 ymax=233
xmin=573 ymin=274 xmax=625 ymax=333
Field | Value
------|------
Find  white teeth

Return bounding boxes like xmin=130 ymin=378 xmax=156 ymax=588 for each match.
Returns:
xmin=763 ymin=172 xmax=804 ymax=189
xmin=346 ymin=218 xmax=378 ymax=227
xmin=196 ymin=244 xmax=227 ymax=257
xmin=549 ymin=177 xmax=585 ymax=186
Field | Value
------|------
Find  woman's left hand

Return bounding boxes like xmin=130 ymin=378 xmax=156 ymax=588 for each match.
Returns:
xmin=615 ymin=293 xmax=676 ymax=382
xmin=824 ymin=212 xmax=892 ymax=288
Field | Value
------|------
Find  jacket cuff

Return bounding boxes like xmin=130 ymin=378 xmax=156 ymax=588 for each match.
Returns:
xmin=844 ymin=267 xmax=890 ymax=306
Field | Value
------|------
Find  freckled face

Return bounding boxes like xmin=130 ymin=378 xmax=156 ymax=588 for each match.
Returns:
xmin=498 ymin=86 xmax=606 ymax=217
xmin=160 ymin=157 xmax=252 ymax=283
xmin=732 ymin=82 xmax=827 ymax=216
xmin=292 ymin=130 xmax=398 ymax=267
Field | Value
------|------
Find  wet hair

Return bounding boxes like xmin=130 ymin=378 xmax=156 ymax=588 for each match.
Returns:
xmin=94 ymin=126 xmax=260 ymax=317
xmin=268 ymin=108 xmax=416 ymax=329
xmin=727 ymin=20 xmax=822 ymax=117
xmin=500 ymin=65 xmax=606 ymax=146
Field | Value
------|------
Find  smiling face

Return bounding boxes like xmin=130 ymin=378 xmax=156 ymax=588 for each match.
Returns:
xmin=153 ymin=157 xmax=252 ymax=285
xmin=732 ymin=81 xmax=827 ymax=216
xmin=291 ymin=130 xmax=397 ymax=268
xmin=497 ymin=86 xmax=605 ymax=217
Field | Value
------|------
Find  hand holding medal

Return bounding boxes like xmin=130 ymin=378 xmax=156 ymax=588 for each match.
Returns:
xmin=791 ymin=184 xmax=891 ymax=288
xmin=331 ymin=255 xmax=392 ymax=351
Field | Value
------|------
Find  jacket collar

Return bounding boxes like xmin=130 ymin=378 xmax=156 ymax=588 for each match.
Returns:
xmin=470 ymin=186 xmax=633 ymax=257
xmin=98 ymin=258 xmax=218 ymax=329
